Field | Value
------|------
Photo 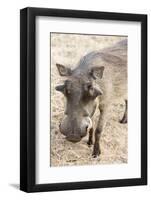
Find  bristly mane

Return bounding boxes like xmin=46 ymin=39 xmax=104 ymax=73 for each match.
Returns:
xmin=76 ymin=39 xmax=127 ymax=69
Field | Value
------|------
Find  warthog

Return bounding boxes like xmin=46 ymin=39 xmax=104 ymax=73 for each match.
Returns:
xmin=55 ymin=39 xmax=127 ymax=157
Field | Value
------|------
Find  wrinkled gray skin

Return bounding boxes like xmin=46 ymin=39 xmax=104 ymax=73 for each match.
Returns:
xmin=56 ymin=39 xmax=127 ymax=157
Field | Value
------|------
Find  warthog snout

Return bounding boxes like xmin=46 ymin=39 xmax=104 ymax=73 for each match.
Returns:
xmin=59 ymin=115 xmax=92 ymax=143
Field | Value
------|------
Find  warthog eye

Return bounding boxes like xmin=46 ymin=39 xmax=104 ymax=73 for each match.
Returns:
xmin=55 ymin=83 xmax=71 ymax=96
xmin=83 ymin=82 xmax=103 ymax=100
xmin=84 ymin=82 xmax=92 ymax=92
xmin=64 ymin=80 xmax=72 ymax=96
xmin=65 ymin=89 xmax=71 ymax=95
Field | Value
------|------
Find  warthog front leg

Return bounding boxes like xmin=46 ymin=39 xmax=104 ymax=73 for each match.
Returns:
xmin=92 ymin=105 xmax=104 ymax=157
xmin=120 ymin=100 xmax=128 ymax=124
xmin=87 ymin=127 xmax=93 ymax=146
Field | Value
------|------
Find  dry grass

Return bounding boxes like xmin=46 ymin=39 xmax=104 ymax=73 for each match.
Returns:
xmin=50 ymin=33 xmax=128 ymax=167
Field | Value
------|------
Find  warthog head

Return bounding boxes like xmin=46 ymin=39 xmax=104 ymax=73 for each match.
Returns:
xmin=55 ymin=63 xmax=104 ymax=143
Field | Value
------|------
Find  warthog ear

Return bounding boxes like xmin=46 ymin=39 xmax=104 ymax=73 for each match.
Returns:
xmin=89 ymin=66 xmax=105 ymax=79
xmin=56 ymin=63 xmax=72 ymax=76
xmin=55 ymin=84 xmax=65 ymax=93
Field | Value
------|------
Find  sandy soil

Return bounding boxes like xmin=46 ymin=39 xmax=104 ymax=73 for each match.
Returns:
xmin=50 ymin=33 xmax=128 ymax=167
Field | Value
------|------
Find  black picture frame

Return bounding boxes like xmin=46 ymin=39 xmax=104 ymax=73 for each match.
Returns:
xmin=20 ymin=7 xmax=147 ymax=192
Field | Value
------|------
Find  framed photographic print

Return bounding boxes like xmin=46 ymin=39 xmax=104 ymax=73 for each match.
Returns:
xmin=20 ymin=7 xmax=147 ymax=192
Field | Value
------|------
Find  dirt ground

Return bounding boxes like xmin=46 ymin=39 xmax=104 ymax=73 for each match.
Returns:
xmin=50 ymin=33 xmax=128 ymax=167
